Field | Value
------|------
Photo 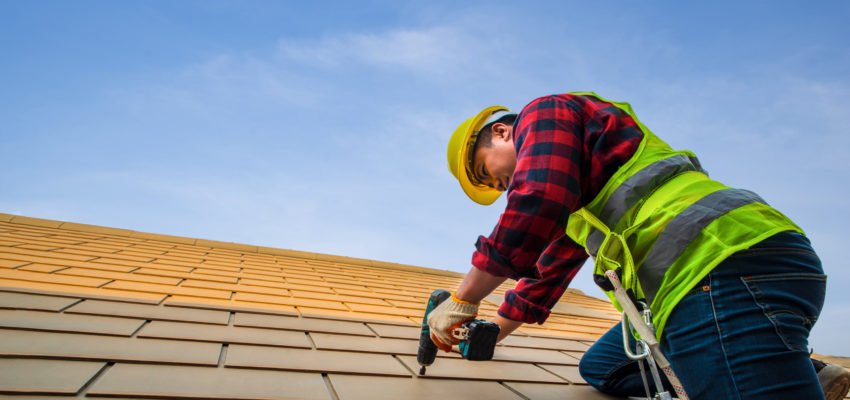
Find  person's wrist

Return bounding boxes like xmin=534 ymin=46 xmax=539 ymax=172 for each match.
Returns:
xmin=454 ymin=285 xmax=486 ymax=304
xmin=452 ymin=291 xmax=479 ymax=306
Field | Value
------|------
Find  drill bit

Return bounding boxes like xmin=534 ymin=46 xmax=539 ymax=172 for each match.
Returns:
xmin=419 ymin=365 xmax=427 ymax=375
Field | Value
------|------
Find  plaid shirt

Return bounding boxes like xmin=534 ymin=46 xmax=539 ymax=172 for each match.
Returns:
xmin=472 ymin=93 xmax=644 ymax=324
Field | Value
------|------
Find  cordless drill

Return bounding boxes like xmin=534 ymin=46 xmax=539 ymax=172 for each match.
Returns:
xmin=416 ymin=289 xmax=500 ymax=375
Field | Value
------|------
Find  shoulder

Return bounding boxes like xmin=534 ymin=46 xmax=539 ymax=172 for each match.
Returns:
xmin=516 ymin=93 xmax=603 ymax=122
xmin=512 ymin=95 xmax=588 ymax=151
xmin=520 ymin=93 xmax=583 ymax=111
xmin=514 ymin=94 xmax=588 ymax=132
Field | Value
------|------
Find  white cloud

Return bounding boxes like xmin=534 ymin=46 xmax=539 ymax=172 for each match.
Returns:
xmin=276 ymin=25 xmax=511 ymax=78
xmin=111 ymin=53 xmax=330 ymax=124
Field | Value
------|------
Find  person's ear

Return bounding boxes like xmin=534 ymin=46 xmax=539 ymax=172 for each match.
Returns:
xmin=490 ymin=122 xmax=511 ymax=141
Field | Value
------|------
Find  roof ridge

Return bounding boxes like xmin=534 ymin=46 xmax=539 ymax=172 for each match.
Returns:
xmin=0 ymin=213 xmax=465 ymax=279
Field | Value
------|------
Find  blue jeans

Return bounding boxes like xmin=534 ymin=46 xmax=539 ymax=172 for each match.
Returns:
xmin=579 ymin=232 xmax=827 ymax=399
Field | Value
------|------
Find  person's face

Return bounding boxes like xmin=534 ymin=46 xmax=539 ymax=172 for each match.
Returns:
xmin=471 ymin=122 xmax=517 ymax=192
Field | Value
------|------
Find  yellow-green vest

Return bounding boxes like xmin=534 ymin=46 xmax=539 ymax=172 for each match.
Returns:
xmin=564 ymin=92 xmax=802 ymax=339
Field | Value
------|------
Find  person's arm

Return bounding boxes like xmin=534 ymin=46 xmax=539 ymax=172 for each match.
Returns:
xmin=454 ymin=266 xmax=507 ymax=304
xmin=454 ymin=238 xmax=586 ymax=343
xmin=497 ymin=236 xmax=586 ymax=321
xmin=456 ymin=96 xmax=587 ymax=343
xmin=494 ymin=314 xmax=524 ymax=342
xmin=493 ymin=236 xmax=587 ymax=340
xmin=470 ymin=96 xmax=585 ymax=282
xmin=451 ymin=267 xmax=518 ymax=344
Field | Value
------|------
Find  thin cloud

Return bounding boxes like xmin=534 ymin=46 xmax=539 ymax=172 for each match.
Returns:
xmin=109 ymin=53 xmax=329 ymax=124
xmin=276 ymin=26 xmax=510 ymax=78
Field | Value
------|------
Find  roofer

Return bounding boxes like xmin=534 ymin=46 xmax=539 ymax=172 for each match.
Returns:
xmin=429 ymin=92 xmax=850 ymax=399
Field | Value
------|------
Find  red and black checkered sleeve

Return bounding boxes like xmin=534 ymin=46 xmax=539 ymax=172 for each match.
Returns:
xmin=497 ymin=236 xmax=586 ymax=323
xmin=472 ymin=93 xmax=644 ymax=324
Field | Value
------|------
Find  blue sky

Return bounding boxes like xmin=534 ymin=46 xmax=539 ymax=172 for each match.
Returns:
xmin=2 ymin=1 xmax=849 ymax=356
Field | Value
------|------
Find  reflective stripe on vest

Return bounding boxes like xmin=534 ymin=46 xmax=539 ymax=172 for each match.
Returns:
xmin=586 ymin=154 xmax=706 ymax=257
xmin=637 ymin=188 xmax=766 ymax=303
xmin=584 ymin=153 xmax=768 ymax=304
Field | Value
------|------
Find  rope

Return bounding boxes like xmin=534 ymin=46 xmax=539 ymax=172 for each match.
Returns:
xmin=606 ymin=270 xmax=689 ymax=400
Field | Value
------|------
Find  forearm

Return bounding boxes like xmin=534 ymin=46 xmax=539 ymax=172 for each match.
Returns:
xmin=454 ymin=266 xmax=507 ymax=304
xmin=453 ymin=267 xmax=522 ymax=343
xmin=493 ymin=314 xmax=523 ymax=342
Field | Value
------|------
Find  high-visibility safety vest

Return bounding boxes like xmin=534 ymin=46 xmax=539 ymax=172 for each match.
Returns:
xmin=564 ymin=92 xmax=802 ymax=339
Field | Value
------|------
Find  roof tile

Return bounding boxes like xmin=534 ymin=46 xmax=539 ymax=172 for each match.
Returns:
xmin=345 ymin=302 xmax=423 ymax=318
xmin=55 ymin=266 xmax=182 ymax=285
xmin=233 ymin=312 xmax=376 ymax=336
xmin=310 ymin=332 xmax=419 ymax=355
xmin=491 ymin=345 xmax=581 ymax=365
xmin=0 ymin=291 xmax=80 ymax=311
xmin=0 ymin=278 xmax=167 ymax=303
xmin=0 ymin=329 xmax=221 ymax=365
xmin=65 ymin=299 xmax=230 ymax=324
xmin=0 ymin=309 xmax=144 ymax=336
xmin=234 ymin=292 xmax=348 ymax=310
xmin=503 ymin=382 xmax=623 ymax=400
xmin=7 ymin=216 xmax=63 ymax=228
xmin=16 ymin=263 xmax=68 ymax=273
xmin=163 ymin=296 xmax=299 ymax=315
xmin=0 ymin=358 xmax=105 ymax=395
xmin=366 ymin=323 xmax=420 ymax=339
xmin=1 ymin=245 xmax=95 ymax=262
xmin=0 ymin=269 xmax=110 ymax=287
xmin=328 ymin=375 xmax=522 ymax=400
xmin=500 ymin=335 xmax=591 ymax=352
xmin=101 ymin=280 xmax=232 ymax=299
xmin=288 ymin=290 xmax=393 ymax=306
xmin=298 ymin=307 xmax=415 ymax=324
xmin=88 ymin=363 xmax=332 ymax=399
xmin=59 ymin=260 xmax=137 ymax=273
xmin=537 ymin=363 xmax=588 ymax=384
xmin=396 ymin=355 xmax=567 ymax=383
xmin=137 ymin=320 xmax=313 ymax=348
xmin=226 ymin=345 xmax=412 ymax=376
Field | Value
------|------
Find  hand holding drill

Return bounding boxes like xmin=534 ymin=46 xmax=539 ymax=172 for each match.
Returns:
xmin=427 ymin=291 xmax=480 ymax=352
xmin=418 ymin=289 xmax=500 ymax=375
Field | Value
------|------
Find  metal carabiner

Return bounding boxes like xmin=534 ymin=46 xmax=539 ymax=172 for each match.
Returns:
xmin=622 ymin=312 xmax=650 ymax=360
xmin=622 ymin=303 xmax=673 ymax=400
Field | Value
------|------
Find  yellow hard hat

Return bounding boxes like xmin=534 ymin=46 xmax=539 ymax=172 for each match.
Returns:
xmin=447 ymin=106 xmax=514 ymax=205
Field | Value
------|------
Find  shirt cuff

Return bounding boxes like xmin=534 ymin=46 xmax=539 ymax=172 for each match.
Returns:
xmin=472 ymin=236 xmax=539 ymax=280
xmin=496 ymin=290 xmax=552 ymax=324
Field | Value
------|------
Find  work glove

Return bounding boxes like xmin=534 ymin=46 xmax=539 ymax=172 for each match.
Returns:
xmin=427 ymin=292 xmax=479 ymax=352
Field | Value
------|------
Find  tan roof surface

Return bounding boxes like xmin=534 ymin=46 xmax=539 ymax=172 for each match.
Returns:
xmin=0 ymin=212 xmax=627 ymax=399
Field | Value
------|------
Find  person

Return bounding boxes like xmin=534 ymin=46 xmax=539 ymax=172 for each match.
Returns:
xmin=428 ymin=92 xmax=850 ymax=399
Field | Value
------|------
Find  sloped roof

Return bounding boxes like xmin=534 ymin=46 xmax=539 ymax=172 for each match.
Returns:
xmin=0 ymin=212 xmax=626 ymax=399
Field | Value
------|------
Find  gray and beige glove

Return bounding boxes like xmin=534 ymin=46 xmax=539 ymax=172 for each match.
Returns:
xmin=427 ymin=292 xmax=479 ymax=352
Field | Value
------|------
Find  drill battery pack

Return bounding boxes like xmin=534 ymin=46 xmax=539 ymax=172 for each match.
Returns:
xmin=457 ymin=319 xmax=500 ymax=361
